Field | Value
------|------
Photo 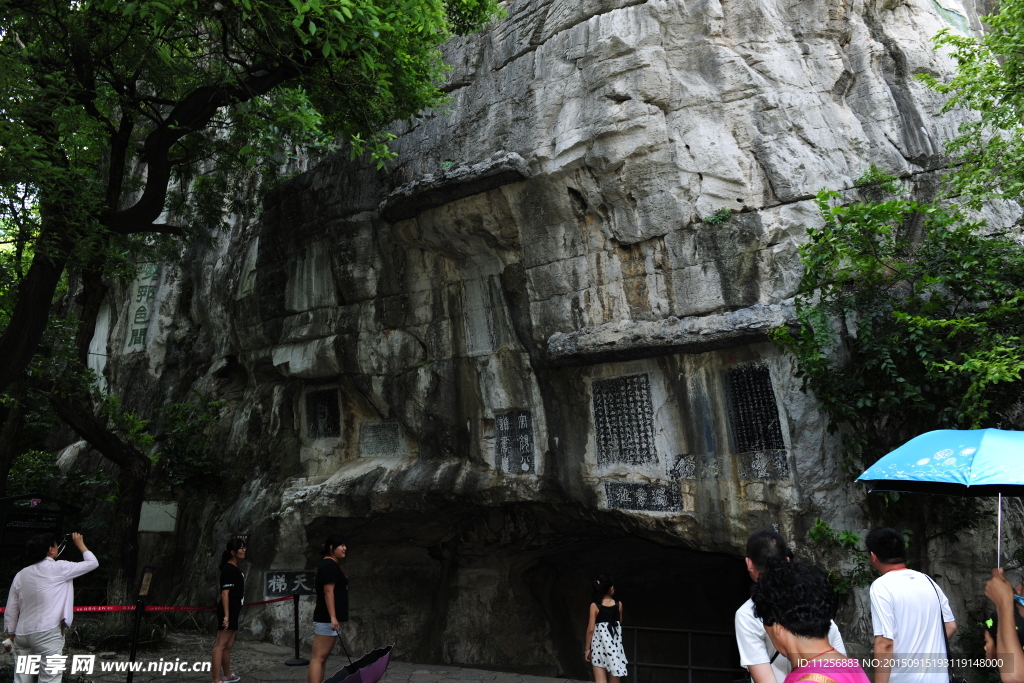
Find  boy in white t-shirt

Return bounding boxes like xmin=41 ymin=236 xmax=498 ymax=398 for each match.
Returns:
xmin=735 ymin=530 xmax=847 ymax=683
xmin=867 ymin=528 xmax=957 ymax=683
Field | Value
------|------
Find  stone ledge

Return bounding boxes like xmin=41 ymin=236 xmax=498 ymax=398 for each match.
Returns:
xmin=545 ymin=300 xmax=797 ymax=364
xmin=378 ymin=151 xmax=531 ymax=222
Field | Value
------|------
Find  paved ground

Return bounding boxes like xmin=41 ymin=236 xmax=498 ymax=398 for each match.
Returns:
xmin=2 ymin=633 xmax=587 ymax=683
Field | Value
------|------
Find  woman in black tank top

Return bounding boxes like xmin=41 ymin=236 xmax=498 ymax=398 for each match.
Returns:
xmin=585 ymin=574 xmax=628 ymax=683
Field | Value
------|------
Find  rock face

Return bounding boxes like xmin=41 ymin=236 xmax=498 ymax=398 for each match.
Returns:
xmin=92 ymin=0 xmax=1020 ymax=676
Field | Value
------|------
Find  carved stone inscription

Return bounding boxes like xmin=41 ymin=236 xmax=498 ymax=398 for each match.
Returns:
xmin=669 ymin=454 xmax=720 ymax=480
xmin=496 ymin=411 xmax=534 ymax=474
xmin=592 ymin=374 xmax=657 ymax=466
xmin=739 ymin=451 xmax=789 ymax=480
xmin=359 ymin=422 xmax=402 ymax=457
xmin=305 ymin=389 xmax=340 ymax=439
xmin=126 ymin=262 xmax=158 ymax=352
xmin=605 ymin=482 xmax=681 ymax=512
xmin=727 ymin=364 xmax=785 ymax=453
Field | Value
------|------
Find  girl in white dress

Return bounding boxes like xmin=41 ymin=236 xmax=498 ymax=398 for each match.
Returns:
xmin=585 ymin=574 xmax=628 ymax=682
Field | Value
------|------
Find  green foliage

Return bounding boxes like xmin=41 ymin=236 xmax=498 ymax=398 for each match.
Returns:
xmin=772 ymin=168 xmax=1024 ymax=468
xmin=703 ymin=207 xmax=732 ymax=224
xmin=7 ymin=449 xmax=114 ymax=498
xmin=918 ymin=0 xmax=1024 ymax=207
xmin=153 ymin=395 xmax=226 ymax=494
xmin=0 ymin=0 xmax=503 ymax=400
xmin=807 ymin=518 xmax=874 ymax=595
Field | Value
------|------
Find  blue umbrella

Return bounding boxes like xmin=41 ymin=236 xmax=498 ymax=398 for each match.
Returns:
xmin=856 ymin=428 xmax=1024 ymax=565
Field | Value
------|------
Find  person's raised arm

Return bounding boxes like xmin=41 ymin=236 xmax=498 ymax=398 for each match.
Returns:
xmin=59 ymin=534 xmax=98 ymax=579
xmin=987 ymin=568 xmax=1024 ymax=683
xmin=585 ymin=603 xmax=597 ymax=663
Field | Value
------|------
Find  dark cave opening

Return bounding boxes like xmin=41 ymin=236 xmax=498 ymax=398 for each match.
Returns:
xmin=306 ymin=503 xmax=751 ymax=681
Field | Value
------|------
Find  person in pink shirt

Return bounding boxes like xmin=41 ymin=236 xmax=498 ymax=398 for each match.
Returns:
xmin=751 ymin=562 xmax=870 ymax=683
xmin=4 ymin=532 xmax=98 ymax=683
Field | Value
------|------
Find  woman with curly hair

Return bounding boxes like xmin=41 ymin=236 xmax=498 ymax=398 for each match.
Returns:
xmin=751 ymin=563 xmax=869 ymax=683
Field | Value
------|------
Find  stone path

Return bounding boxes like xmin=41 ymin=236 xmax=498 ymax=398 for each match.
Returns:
xmin=4 ymin=633 xmax=587 ymax=683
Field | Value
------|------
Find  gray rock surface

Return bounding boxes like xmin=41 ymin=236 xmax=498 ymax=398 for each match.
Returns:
xmin=87 ymin=0 xmax=1024 ymax=678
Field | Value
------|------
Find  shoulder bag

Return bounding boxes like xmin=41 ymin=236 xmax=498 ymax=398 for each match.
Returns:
xmin=926 ymin=575 xmax=968 ymax=683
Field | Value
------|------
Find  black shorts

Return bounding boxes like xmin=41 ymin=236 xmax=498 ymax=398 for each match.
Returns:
xmin=217 ymin=601 xmax=241 ymax=631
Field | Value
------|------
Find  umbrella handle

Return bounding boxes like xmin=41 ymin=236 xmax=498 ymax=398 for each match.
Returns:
xmin=336 ymin=634 xmax=354 ymax=666
xmin=998 ymin=493 xmax=1003 ymax=569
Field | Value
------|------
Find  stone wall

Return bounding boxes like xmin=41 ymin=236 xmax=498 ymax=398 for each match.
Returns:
xmin=82 ymin=0 xmax=1024 ymax=676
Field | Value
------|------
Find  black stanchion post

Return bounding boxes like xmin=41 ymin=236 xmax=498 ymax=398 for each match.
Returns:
xmin=285 ymin=593 xmax=308 ymax=666
xmin=126 ymin=566 xmax=154 ymax=683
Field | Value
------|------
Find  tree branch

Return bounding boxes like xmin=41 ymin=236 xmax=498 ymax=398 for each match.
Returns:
xmin=101 ymin=62 xmax=305 ymax=234
xmin=46 ymin=393 xmax=150 ymax=479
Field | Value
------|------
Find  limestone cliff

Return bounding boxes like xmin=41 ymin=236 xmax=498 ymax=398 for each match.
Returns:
xmin=77 ymin=0 xmax=1021 ymax=675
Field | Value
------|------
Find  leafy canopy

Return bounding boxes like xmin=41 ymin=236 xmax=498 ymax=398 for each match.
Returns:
xmin=919 ymin=0 xmax=1024 ymax=206
xmin=0 ymin=0 xmax=500 ymax=394
xmin=772 ymin=167 xmax=1024 ymax=467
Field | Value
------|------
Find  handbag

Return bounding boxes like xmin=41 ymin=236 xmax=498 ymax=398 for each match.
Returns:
xmin=926 ymin=576 xmax=969 ymax=683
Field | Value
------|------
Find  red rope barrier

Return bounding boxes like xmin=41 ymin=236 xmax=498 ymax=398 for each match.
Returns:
xmin=0 ymin=595 xmax=294 ymax=614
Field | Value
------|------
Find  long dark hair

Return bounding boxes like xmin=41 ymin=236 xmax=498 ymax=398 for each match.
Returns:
xmin=221 ymin=537 xmax=246 ymax=565
xmin=320 ymin=534 xmax=347 ymax=556
xmin=592 ymin=574 xmax=615 ymax=603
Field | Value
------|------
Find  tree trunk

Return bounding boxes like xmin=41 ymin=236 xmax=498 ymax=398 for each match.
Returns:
xmin=106 ymin=466 xmax=148 ymax=610
xmin=0 ymin=379 xmax=28 ymax=498
xmin=48 ymin=393 xmax=151 ymax=619
xmin=0 ymin=238 xmax=71 ymax=393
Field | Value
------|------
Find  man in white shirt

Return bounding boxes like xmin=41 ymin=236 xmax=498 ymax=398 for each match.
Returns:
xmin=867 ymin=528 xmax=956 ymax=683
xmin=4 ymin=532 xmax=99 ymax=683
xmin=735 ymin=530 xmax=847 ymax=683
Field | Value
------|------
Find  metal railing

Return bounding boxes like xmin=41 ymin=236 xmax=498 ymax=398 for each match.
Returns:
xmin=623 ymin=626 xmax=746 ymax=683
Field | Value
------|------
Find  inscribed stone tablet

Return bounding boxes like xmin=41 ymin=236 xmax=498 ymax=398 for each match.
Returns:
xmin=265 ymin=571 xmax=317 ymax=598
xmin=592 ymin=374 xmax=657 ymax=466
xmin=738 ymin=450 xmax=789 ymax=480
xmin=138 ymin=501 xmax=178 ymax=532
xmin=359 ymin=422 xmax=402 ymax=457
xmin=306 ymin=389 xmax=340 ymax=439
xmin=495 ymin=410 xmax=534 ymax=474
xmin=726 ymin=363 xmax=785 ymax=453
xmin=604 ymin=482 xmax=681 ymax=512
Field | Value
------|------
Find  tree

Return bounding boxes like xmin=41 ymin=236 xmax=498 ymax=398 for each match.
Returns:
xmin=772 ymin=168 xmax=1024 ymax=470
xmin=0 ymin=0 xmax=500 ymax=605
xmin=918 ymin=0 xmax=1024 ymax=208
xmin=773 ymin=0 xmax=1024 ymax=470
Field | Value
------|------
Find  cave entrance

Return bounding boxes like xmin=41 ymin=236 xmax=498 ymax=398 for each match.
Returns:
xmin=523 ymin=535 xmax=749 ymax=682
xmin=321 ymin=503 xmax=751 ymax=682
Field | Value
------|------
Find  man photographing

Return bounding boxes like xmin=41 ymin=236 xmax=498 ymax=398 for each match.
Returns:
xmin=4 ymin=532 xmax=99 ymax=683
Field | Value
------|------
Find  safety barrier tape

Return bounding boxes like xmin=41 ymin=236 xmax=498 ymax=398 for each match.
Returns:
xmin=0 ymin=595 xmax=294 ymax=614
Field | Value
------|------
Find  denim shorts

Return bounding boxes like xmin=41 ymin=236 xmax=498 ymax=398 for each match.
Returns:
xmin=314 ymin=622 xmax=339 ymax=637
